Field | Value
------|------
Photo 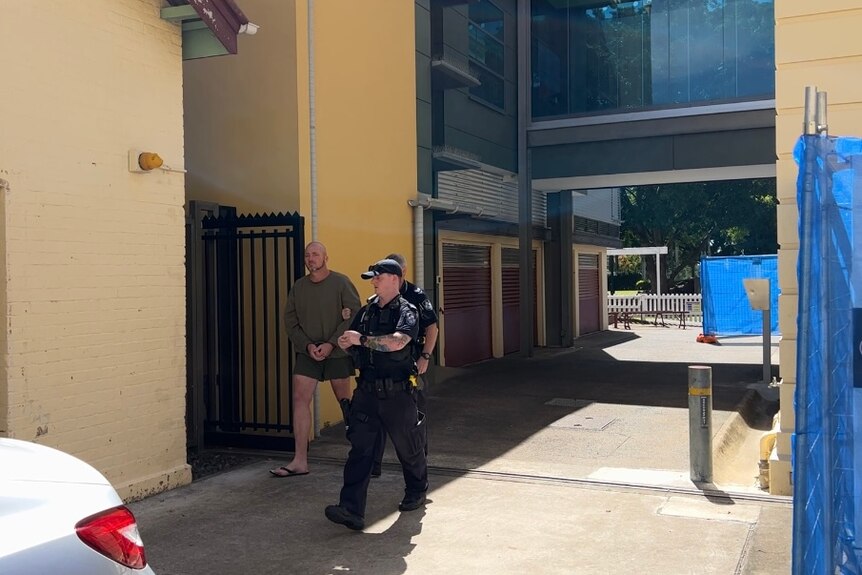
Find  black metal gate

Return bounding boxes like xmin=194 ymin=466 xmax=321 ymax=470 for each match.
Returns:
xmin=186 ymin=201 xmax=305 ymax=451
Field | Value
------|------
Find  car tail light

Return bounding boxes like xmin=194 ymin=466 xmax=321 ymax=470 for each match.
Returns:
xmin=75 ymin=505 xmax=147 ymax=569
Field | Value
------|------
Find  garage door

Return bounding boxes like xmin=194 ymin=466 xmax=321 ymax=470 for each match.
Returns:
xmin=442 ymin=243 xmax=492 ymax=367
xmin=578 ymin=253 xmax=600 ymax=335
xmin=502 ymin=248 xmax=538 ymax=355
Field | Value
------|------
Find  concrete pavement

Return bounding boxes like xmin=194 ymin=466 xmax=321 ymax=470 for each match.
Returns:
xmin=130 ymin=325 xmax=791 ymax=574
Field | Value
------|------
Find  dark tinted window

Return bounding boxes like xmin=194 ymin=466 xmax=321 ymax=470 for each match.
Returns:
xmin=469 ymin=0 xmax=505 ymax=110
xmin=531 ymin=0 xmax=775 ymax=119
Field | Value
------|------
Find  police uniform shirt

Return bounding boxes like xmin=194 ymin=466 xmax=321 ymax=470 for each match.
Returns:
xmin=350 ymin=295 xmax=419 ymax=383
xmin=400 ymin=280 xmax=438 ymax=335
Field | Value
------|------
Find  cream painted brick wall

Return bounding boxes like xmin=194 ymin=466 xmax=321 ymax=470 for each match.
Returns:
xmin=0 ymin=0 xmax=190 ymax=499
xmin=774 ymin=3 xmax=862 ymax=495
xmin=0 ymin=179 xmax=8 ymax=435
xmin=777 ymin=1 xmax=862 ymax=20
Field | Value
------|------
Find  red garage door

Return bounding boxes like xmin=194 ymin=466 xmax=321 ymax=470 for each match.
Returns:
xmin=442 ymin=243 xmax=492 ymax=367
xmin=502 ymin=248 xmax=538 ymax=355
xmin=578 ymin=253 xmax=600 ymax=335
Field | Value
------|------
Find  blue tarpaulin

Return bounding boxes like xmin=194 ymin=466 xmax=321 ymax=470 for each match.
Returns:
xmin=792 ymin=134 xmax=862 ymax=574
xmin=701 ymin=255 xmax=779 ymax=336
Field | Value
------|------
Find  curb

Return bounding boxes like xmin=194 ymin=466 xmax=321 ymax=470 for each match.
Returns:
xmin=713 ymin=388 xmax=759 ymax=461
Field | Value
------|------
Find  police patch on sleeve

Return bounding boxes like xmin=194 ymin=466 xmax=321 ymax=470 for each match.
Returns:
xmin=397 ymin=306 xmax=418 ymax=334
xmin=404 ymin=309 xmax=417 ymax=327
xmin=422 ymin=299 xmax=433 ymax=312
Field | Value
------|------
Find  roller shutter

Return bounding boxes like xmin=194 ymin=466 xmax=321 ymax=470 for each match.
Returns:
xmin=442 ymin=243 xmax=492 ymax=367
xmin=578 ymin=253 xmax=600 ymax=335
xmin=502 ymin=248 xmax=538 ymax=354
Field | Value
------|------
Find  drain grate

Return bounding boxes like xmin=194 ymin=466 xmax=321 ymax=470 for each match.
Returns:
xmin=550 ymin=413 xmax=616 ymax=431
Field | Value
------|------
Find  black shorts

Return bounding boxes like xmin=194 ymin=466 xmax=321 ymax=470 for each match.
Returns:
xmin=294 ymin=354 xmax=354 ymax=381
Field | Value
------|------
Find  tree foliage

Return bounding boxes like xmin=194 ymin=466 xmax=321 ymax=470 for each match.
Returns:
xmin=620 ymin=178 xmax=777 ymax=292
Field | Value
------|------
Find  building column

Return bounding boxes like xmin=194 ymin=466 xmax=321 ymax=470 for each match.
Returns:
xmin=545 ymin=192 xmax=574 ymax=347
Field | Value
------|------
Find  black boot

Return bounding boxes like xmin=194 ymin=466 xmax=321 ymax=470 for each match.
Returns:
xmin=325 ymin=505 xmax=365 ymax=531
xmin=339 ymin=398 xmax=351 ymax=432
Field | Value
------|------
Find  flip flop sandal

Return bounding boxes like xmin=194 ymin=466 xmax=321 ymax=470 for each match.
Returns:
xmin=269 ymin=466 xmax=309 ymax=478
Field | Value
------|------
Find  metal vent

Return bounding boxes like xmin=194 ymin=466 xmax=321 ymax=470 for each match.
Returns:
xmin=438 ymin=169 xmax=547 ymax=227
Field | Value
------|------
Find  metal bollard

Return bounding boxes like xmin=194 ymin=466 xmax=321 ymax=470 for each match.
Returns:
xmin=688 ymin=365 xmax=713 ymax=483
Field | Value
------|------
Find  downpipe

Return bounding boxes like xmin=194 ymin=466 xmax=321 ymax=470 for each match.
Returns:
xmin=307 ymin=0 xmax=321 ymax=439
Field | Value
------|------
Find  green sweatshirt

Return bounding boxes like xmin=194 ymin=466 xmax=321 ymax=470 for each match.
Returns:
xmin=284 ymin=270 xmax=361 ymax=358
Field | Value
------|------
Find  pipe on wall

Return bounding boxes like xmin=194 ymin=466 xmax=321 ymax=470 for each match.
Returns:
xmin=408 ymin=194 xmax=498 ymax=290
xmin=413 ymin=200 xmax=424 ymax=288
xmin=407 ymin=194 xmax=496 ymax=218
xmin=307 ymin=0 xmax=321 ymax=438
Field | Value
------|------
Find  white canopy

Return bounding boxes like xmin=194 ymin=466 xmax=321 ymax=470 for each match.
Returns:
xmin=607 ymin=247 xmax=669 ymax=294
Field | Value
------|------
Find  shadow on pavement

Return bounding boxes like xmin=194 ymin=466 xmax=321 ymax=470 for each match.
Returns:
xmin=132 ymin=327 xmax=786 ymax=575
xmin=306 ymin=327 xmax=774 ymax=490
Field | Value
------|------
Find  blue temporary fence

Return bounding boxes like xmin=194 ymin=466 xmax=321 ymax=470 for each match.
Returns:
xmin=792 ymin=134 xmax=862 ymax=574
xmin=701 ymin=255 xmax=779 ymax=336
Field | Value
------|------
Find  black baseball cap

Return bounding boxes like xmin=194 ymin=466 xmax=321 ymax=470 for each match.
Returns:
xmin=361 ymin=259 xmax=403 ymax=279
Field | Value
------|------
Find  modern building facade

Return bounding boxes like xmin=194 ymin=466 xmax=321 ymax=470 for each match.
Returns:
xmin=528 ymin=0 xmax=776 ymax=351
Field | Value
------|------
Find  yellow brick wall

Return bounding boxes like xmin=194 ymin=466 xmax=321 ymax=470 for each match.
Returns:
xmin=0 ymin=0 xmax=190 ymax=500
xmin=0 ymin=179 xmax=8 ymax=435
xmin=773 ymin=1 xmax=862 ymax=495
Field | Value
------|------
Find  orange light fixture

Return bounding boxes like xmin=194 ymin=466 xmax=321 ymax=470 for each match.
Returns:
xmin=137 ymin=152 xmax=164 ymax=171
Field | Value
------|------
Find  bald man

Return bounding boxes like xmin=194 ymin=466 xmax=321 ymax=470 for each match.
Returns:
xmin=270 ymin=242 xmax=361 ymax=477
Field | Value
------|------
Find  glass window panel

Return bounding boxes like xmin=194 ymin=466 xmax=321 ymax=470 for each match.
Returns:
xmin=470 ymin=66 xmax=505 ymax=110
xmin=469 ymin=1 xmax=504 ymax=41
xmin=469 ymin=23 xmax=505 ymax=75
xmin=530 ymin=0 xmax=775 ymax=119
xmin=734 ymin=0 xmax=776 ymax=98
xmin=468 ymin=0 xmax=506 ymax=111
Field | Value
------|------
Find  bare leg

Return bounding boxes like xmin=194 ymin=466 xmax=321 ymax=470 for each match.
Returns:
xmin=271 ymin=374 xmax=317 ymax=475
xmin=329 ymin=377 xmax=352 ymax=402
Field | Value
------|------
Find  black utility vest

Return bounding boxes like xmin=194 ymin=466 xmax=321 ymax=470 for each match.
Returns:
xmin=355 ymin=296 xmax=415 ymax=383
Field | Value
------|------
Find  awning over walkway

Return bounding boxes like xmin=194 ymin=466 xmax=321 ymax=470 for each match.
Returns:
xmin=162 ymin=0 xmax=258 ymax=60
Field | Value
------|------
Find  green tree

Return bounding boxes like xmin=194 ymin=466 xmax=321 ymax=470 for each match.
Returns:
xmin=621 ymin=178 xmax=777 ymax=292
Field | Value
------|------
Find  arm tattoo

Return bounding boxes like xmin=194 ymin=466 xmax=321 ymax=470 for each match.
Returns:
xmin=365 ymin=332 xmax=411 ymax=352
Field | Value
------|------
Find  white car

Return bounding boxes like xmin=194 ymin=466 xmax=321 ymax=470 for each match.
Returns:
xmin=0 ymin=438 xmax=157 ymax=574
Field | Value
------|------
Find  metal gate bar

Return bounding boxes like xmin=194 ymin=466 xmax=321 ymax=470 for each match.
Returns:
xmin=187 ymin=203 xmax=305 ymax=451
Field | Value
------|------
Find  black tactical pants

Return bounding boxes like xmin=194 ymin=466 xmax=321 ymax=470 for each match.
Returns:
xmin=372 ymin=378 xmax=428 ymax=470
xmin=339 ymin=386 xmax=428 ymax=518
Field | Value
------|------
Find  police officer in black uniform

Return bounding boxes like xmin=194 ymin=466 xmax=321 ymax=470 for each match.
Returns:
xmin=371 ymin=252 xmax=438 ymax=477
xmin=325 ymin=259 xmax=428 ymax=531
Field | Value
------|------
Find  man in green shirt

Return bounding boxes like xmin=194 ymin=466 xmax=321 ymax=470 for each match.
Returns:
xmin=270 ymin=241 xmax=361 ymax=477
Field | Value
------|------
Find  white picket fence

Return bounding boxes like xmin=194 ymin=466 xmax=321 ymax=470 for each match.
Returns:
xmin=608 ymin=293 xmax=703 ymax=324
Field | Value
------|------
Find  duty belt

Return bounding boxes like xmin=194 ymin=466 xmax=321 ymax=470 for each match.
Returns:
xmin=358 ymin=378 xmax=412 ymax=396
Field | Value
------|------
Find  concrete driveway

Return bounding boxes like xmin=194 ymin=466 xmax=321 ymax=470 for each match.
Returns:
xmin=131 ymin=325 xmax=791 ymax=575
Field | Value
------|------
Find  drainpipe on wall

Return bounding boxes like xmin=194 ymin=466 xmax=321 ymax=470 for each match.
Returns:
xmin=408 ymin=194 xmax=496 ymax=290
xmin=413 ymin=199 xmax=424 ymax=288
xmin=307 ymin=0 xmax=321 ymax=438
xmin=408 ymin=194 xmax=495 ymax=218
